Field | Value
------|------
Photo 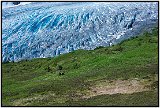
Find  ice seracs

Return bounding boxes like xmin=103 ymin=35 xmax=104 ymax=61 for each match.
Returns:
xmin=2 ymin=2 xmax=158 ymax=62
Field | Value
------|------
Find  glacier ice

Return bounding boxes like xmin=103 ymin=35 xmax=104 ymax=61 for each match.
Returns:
xmin=2 ymin=2 xmax=158 ymax=62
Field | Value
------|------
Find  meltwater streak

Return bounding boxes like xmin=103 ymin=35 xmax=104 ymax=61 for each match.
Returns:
xmin=2 ymin=2 xmax=158 ymax=62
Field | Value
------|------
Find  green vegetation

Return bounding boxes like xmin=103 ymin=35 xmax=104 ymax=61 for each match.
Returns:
xmin=67 ymin=90 xmax=158 ymax=106
xmin=2 ymin=27 xmax=158 ymax=106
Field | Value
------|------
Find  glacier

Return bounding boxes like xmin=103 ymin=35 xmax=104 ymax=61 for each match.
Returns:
xmin=2 ymin=2 xmax=158 ymax=62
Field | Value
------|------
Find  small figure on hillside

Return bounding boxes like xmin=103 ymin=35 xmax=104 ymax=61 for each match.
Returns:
xmin=57 ymin=65 xmax=63 ymax=70
xmin=46 ymin=66 xmax=51 ymax=72
xmin=59 ymin=72 xmax=64 ymax=75
xmin=57 ymin=65 xmax=64 ymax=75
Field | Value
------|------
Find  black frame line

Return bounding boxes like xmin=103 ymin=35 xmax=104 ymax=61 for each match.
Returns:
xmin=1 ymin=1 xmax=159 ymax=107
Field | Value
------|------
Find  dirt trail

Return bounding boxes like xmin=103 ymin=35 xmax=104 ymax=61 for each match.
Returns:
xmin=83 ymin=79 xmax=151 ymax=99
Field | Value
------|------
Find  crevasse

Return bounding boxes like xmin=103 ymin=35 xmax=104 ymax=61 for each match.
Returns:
xmin=2 ymin=2 xmax=158 ymax=62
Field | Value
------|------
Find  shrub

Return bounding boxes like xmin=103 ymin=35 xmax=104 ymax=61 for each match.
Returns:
xmin=151 ymin=81 xmax=158 ymax=89
xmin=47 ymin=57 xmax=52 ymax=61
xmin=57 ymin=65 xmax=63 ymax=70
xmin=148 ymin=37 xmax=157 ymax=43
xmin=137 ymin=42 xmax=142 ymax=46
xmin=59 ymin=72 xmax=64 ymax=76
xmin=73 ymin=63 xmax=79 ymax=69
xmin=45 ymin=66 xmax=51 ymax=72
xmin=105 ymin=48 xmax=113 ymax=54
xmin=71 ymin=57 xmax=77 ymax=62
xmin=113 ymin=45 xmax=123 ymax=52
xmin=143 ymin=32 xmax=150 ymax=37
xmin=94 ymin=46 xmax=104 ymax=50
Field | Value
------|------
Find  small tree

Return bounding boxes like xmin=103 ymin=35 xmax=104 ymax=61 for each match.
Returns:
xmin=45 ymin=65 xmax=51 ymax=72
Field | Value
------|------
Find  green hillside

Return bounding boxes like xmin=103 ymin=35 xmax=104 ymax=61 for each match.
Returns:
xmin=2 ymin=27 xmax=158 ymax=106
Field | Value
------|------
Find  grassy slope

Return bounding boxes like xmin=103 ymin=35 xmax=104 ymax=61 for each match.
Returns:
xmin=2 ymin=28 xmax=158 ymax=106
